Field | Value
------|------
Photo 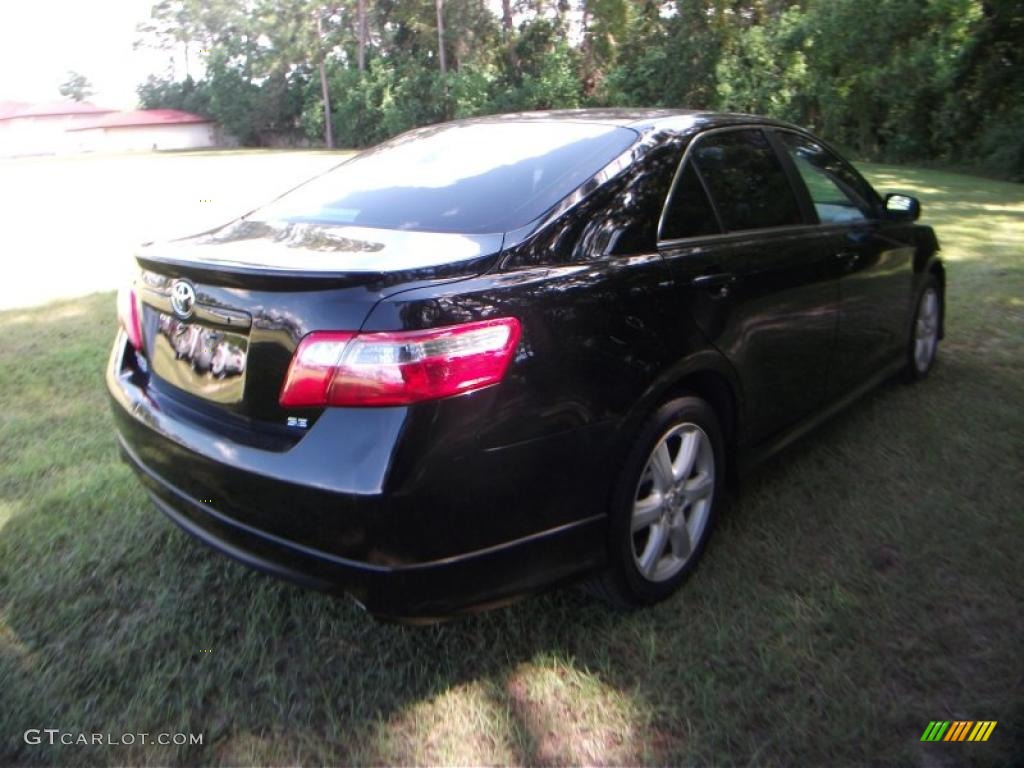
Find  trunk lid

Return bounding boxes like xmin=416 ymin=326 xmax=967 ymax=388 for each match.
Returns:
xmin=130 ymin=219 xmax=502 ymax=435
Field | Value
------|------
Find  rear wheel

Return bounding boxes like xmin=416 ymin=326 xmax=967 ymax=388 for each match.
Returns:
xmin=906 ymin=275 xmax=941 ymax=381
xmin=589 ymin=396 xmax=725 ymax=607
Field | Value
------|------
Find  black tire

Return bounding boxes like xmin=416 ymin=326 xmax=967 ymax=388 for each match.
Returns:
xmin=588 ymin=395 xmax=726 ymax=608
xmin=905 ymin=274 xmax=942 ymax=382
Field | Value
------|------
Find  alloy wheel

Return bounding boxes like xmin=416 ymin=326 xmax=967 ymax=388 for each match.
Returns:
xmin=914 ymin=287 xmax=940 ymax=373
xmin=630 ymin=422 xmax=716 ymax=583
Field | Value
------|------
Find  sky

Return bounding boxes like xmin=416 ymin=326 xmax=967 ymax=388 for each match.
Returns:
xmin=0 ymin=0 xmax=181 ymax=108
xmin=0 ymin=0 xmax=553 ymax=110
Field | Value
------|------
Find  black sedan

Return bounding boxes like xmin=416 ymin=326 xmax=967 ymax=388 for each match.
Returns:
xmin=108 ymin=109 xmax=944 ymax=621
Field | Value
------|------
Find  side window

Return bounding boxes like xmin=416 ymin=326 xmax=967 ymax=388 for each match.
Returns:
xmin=660 ymin=161 xmax=721 ymax=240
xmin=691 ymin=129 xmax=803 ymax=231
xmin=780 ymin=133 xmax=873 ymax=224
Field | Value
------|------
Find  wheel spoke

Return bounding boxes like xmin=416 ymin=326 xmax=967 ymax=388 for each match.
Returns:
xmin=651 ymin=443 xmax=675 ymax=491
xmin=638 ymin=523 xmax=669 ymax=577
xmin=676 ymin=429 xmax=699 ymax=482
xmin=632 ymin=493 xmax=664 ymax=531
xmin=682 ymin=471 xmax=714 ymax=502
xmin=669 ymin=516 xmax=691 ymax=559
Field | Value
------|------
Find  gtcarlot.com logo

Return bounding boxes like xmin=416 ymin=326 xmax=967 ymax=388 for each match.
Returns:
xmin=24 ymin=729 xmax=203 ymax=747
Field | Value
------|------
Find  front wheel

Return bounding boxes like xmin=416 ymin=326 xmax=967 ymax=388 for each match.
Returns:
xmin=589 ymin=396 xmax=726 ymax=607
xmin=906 ymin=275 xmax=942 ymax=381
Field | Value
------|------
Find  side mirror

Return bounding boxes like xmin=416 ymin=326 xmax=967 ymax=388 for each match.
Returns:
xmin=884 ymin=193 xmax=921 ymax=222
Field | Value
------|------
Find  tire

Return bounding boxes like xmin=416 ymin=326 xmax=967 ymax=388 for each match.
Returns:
xmin=588 ymin=395 xmax=726 ymax=607
xmin=905 ymin=274 xmax=942 ymax=382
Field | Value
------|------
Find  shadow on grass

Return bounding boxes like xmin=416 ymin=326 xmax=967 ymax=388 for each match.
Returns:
xmin=2 ymin=160 xmax=1024 ymax=768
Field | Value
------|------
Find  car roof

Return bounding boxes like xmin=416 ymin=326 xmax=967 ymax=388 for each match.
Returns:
xmin=451 ymin=108 xmax=801 ymax=137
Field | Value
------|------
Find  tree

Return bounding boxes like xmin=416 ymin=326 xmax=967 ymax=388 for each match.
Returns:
xmin=580 ymin=0 xmax=629 ymax=96
xmin=315 ymin=8 xmax=334 ymax=148
xmin=59 ymin=71 xmax=94 ymax=102
xmin=131 ymin=0 xmax=1022 ymax=176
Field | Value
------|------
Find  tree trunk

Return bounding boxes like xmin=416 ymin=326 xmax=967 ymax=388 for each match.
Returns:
xmin=501 ymin=0 xmax=512 ymax=34
xmin=501 ymin=0 xmax=517 ymax=74
xmin=580 ymin=3 xmax=593 ymax=94
xmin=316 ymin=13 xmax=334 ymax=149
xmin=435 ymin=0 xmax=447 ymax=77
xmin=357 ymin=0 xmax=366 ymax=73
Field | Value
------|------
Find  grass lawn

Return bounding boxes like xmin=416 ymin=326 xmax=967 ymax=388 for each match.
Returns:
xmin=0 ymin=164 xmax=1022 ymax=766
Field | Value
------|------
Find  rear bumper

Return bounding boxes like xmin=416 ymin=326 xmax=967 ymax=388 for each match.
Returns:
xmin=107 ymin=340 xmax=608 ymax=620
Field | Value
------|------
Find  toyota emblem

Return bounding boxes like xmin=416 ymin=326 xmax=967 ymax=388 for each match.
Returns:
xmin=170 ymin=280 xmax=196 ymax=319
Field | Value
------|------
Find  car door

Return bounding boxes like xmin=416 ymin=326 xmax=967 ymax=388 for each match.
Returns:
xmin=658 ymin=127 xmax=842 ymax=444
xmin=774 ymin=131 xmax=916 ymax=399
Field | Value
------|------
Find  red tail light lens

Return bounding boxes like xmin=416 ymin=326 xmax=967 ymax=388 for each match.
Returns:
xmin=117 ymin=286 xmax=143 ymax=351
xmin=279 ymin=318 xmax=521 ymax=407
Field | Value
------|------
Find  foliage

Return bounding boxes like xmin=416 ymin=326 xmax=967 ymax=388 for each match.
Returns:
xmin=137 ymin=74 xmax=212 ymax=116
xmin=133 ymin=0 xmax=1024 ymax=178
xmin=714 ymin=8 xmax=810 ymax=124
xmin=59 ymin=70 xmax=94 ymax=102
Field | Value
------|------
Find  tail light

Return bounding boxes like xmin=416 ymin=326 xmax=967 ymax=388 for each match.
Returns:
xmin=117 ymin=286 xmax=144 ymax=351
xmin=279 ymin=317 xmax=521 ymax=407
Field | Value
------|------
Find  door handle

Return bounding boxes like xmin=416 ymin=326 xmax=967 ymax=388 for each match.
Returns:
xmin=691 ymin=273 xmax=736 ymax=298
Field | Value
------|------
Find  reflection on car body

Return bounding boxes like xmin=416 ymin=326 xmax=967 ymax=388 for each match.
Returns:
xmin=157 ymin=313 xmax=246 ymax=378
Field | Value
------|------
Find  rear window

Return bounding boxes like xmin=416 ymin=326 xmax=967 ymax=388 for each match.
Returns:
xmin=252 ymin=122 xmax=639 ymax=234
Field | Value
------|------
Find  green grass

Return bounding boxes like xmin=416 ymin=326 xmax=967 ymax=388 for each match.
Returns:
xmin=1 ymin=165 xmax=1022 ymax=766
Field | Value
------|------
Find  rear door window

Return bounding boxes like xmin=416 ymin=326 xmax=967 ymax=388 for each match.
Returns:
xmin=691 ymin=129 xmax=804 ymax=232
xmin=660 ymin=161 xmax=722 ymax=240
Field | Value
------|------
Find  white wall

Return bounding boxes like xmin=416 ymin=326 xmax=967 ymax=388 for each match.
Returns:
xmin=73 ymin=122 xmax=217 ymax=153
xmin=0 ymin=113 xmax=107 ymax=156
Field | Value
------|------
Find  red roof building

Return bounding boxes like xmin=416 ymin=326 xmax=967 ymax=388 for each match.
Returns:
xmin=67 ymin=108 xmax=213 ymax=131
xmin=0 ymin=100 xmax=31 ymax=120
xmin=0 ymin=100 xmax=115 ymax=122
xmin=0 ymin=102 xmax=219 ymax=155
xmin=66 ymin=108 xmax=218 ymax=152
xmin=0 ymin=100 xmax=118 ymax=156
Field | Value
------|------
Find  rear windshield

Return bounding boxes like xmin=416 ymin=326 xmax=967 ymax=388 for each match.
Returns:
xmin=251 ymin=121 xmax=639 ymax=234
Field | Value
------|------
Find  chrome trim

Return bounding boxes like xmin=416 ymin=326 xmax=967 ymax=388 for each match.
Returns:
xmin=139 ymin=286 xmax=172 ymax=312
xmin=658 ymin=223 xmax=825 ymax=250
xmin=192 ymin=304 xmax=252 ymax=330
xmin=138 ymin=286 xmax=252 ymax=330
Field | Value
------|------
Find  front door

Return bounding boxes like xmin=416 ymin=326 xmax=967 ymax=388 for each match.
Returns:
xmin=775 ymin=132 xmax=915 ymax=398
xmin=659 ymin=127 xmax=842 ymax=444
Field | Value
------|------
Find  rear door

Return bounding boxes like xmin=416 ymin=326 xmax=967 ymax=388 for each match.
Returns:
xmin=658 ymin=127 xmax=842 ymax=443
xmin=774 ymin=131 xmax=915 ymax=398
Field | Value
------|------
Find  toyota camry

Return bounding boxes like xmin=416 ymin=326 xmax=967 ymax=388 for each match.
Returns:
xmin=107 ymin=109 xmax=944 ymax=621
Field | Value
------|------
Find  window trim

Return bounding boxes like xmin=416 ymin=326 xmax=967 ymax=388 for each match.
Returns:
xmin=765 ymin=128 xmax=820 ymax=225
